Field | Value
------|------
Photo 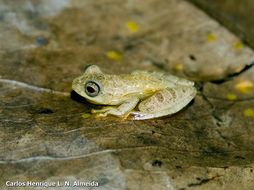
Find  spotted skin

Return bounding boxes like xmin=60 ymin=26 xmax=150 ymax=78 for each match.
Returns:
xmin=72 ymin=65 xmax=196 ymax=120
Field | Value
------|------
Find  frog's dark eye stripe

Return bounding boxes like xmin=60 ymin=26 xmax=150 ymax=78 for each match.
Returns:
xmin=84 ymin=81 xmax=100 ymax=97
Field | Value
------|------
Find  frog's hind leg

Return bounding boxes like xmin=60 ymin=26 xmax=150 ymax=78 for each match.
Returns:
xmin=130 ymin=86 xmax=196 ymax=120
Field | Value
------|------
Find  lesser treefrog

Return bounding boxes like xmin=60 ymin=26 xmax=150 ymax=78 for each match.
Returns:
xmin=72 ymin=65 xmax=196 ymax=120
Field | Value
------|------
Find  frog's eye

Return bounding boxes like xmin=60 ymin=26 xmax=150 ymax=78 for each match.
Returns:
xmin=84 ymin=81 xmax=100 ymax=97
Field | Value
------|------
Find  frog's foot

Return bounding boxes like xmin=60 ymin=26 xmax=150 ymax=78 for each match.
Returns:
xmin=93 ymin=112 xmax=130 ymax=120
xmin=129 ymin=111 xmax=155 ymax=120
xmin=91 ymin=106 xmax=115 ymax=114
xmin=92 ymin=98 xmax=139 ymax=119
xmin=130 ymin=111 xmax=173 ymax=120
xmin=129 ymin=111 xmax=143 ymax=120
xmin=94 ymin=112 xmax=109 ymax=118
xmin=91 ymin=107 xmax=116 ymax=118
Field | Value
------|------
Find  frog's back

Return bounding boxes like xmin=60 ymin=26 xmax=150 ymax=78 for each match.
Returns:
xmin=131 ymin=70 xmax=194 ymax=88
xmin=128 ymin=70 xmax=166 ymax=89
xmin=100 ymin=71 xmax=164 ymax=98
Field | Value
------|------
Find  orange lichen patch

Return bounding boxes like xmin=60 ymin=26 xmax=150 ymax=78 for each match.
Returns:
xmin=243 ymin=108 xmax=254 ymax=117
xmin=106 ymin=51 xmax=123 ymax=61
xmin=174 ymin=63 xmax=184 ymax=71
xmin=207 ymin=33 xmax=217 ymax=42
xmin=233 ymin=41 xmax=244 ymax=50
xmin=126 ymin=21 xmax=139 ymax=33
xmin=82 ymin=113 xmax=92 ymax=119
xmin=235 ymin=80 xmax=253 ymax=94
xmin=226 ymin=93 xmax=237 ymax=101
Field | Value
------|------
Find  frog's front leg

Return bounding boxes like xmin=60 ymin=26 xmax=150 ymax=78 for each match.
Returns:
xmin=130 ymin=86 xmax=196 ymax=120
xmin=92 ymin=97 xmax=139 ymax=118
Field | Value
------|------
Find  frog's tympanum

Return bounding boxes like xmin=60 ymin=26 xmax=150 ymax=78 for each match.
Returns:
xmin=72 ymin=65 xmax=196 ymax=120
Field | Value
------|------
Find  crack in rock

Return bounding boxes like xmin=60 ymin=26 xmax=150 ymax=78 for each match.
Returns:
xmin=211 ymin=60 xmax=254 ymax=84
xmin=187 ymin=175 xmax=221 ymax=187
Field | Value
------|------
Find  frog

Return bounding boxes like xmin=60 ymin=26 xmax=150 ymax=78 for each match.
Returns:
xmin=72 ymin=65 xmax=196 ymax=120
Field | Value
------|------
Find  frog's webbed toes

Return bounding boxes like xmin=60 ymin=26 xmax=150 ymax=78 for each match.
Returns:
xmin=94 ymin=112 xmax=108 ymax=118
xmin=93 ymin=110 xmax=131 ymax=120
xmin=91 ymin=109 xmax=102 ymax=114
xmin=129 ymin=111 xmax=150 ymax=120
xmin=91 ymin=107 xmax=113 ymax=118
xmin=91 ymin=106 xmax=114 ymax=114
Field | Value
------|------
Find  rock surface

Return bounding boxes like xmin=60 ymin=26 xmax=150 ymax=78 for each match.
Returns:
xmin=1 ymin=0 xmax=254 ymax=189
xmin=189 ymin=0 xmax=254 ymax=49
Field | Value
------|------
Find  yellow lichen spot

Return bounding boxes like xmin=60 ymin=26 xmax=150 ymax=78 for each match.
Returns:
xmin=174 ymin=63 xmax=183 ymax=71
xmin=243 ymin=108 xmax=254 ymax=117
xmin=106 ymin=51 xmax=123 ymax=61
xmin=126 ymin=21 xmax=139 ymax=33
xmin=235 ymin=80 xmax=253 ymax=94
xmin=207 ymin=33 xmax=217 ymax=42
xmin=226 ymin=93 xmax=237 ymax=101
xmin=233 ymin=41 xmax=244 ymax=50
xmin=82 ymin=113 xmax=91 ymax=119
